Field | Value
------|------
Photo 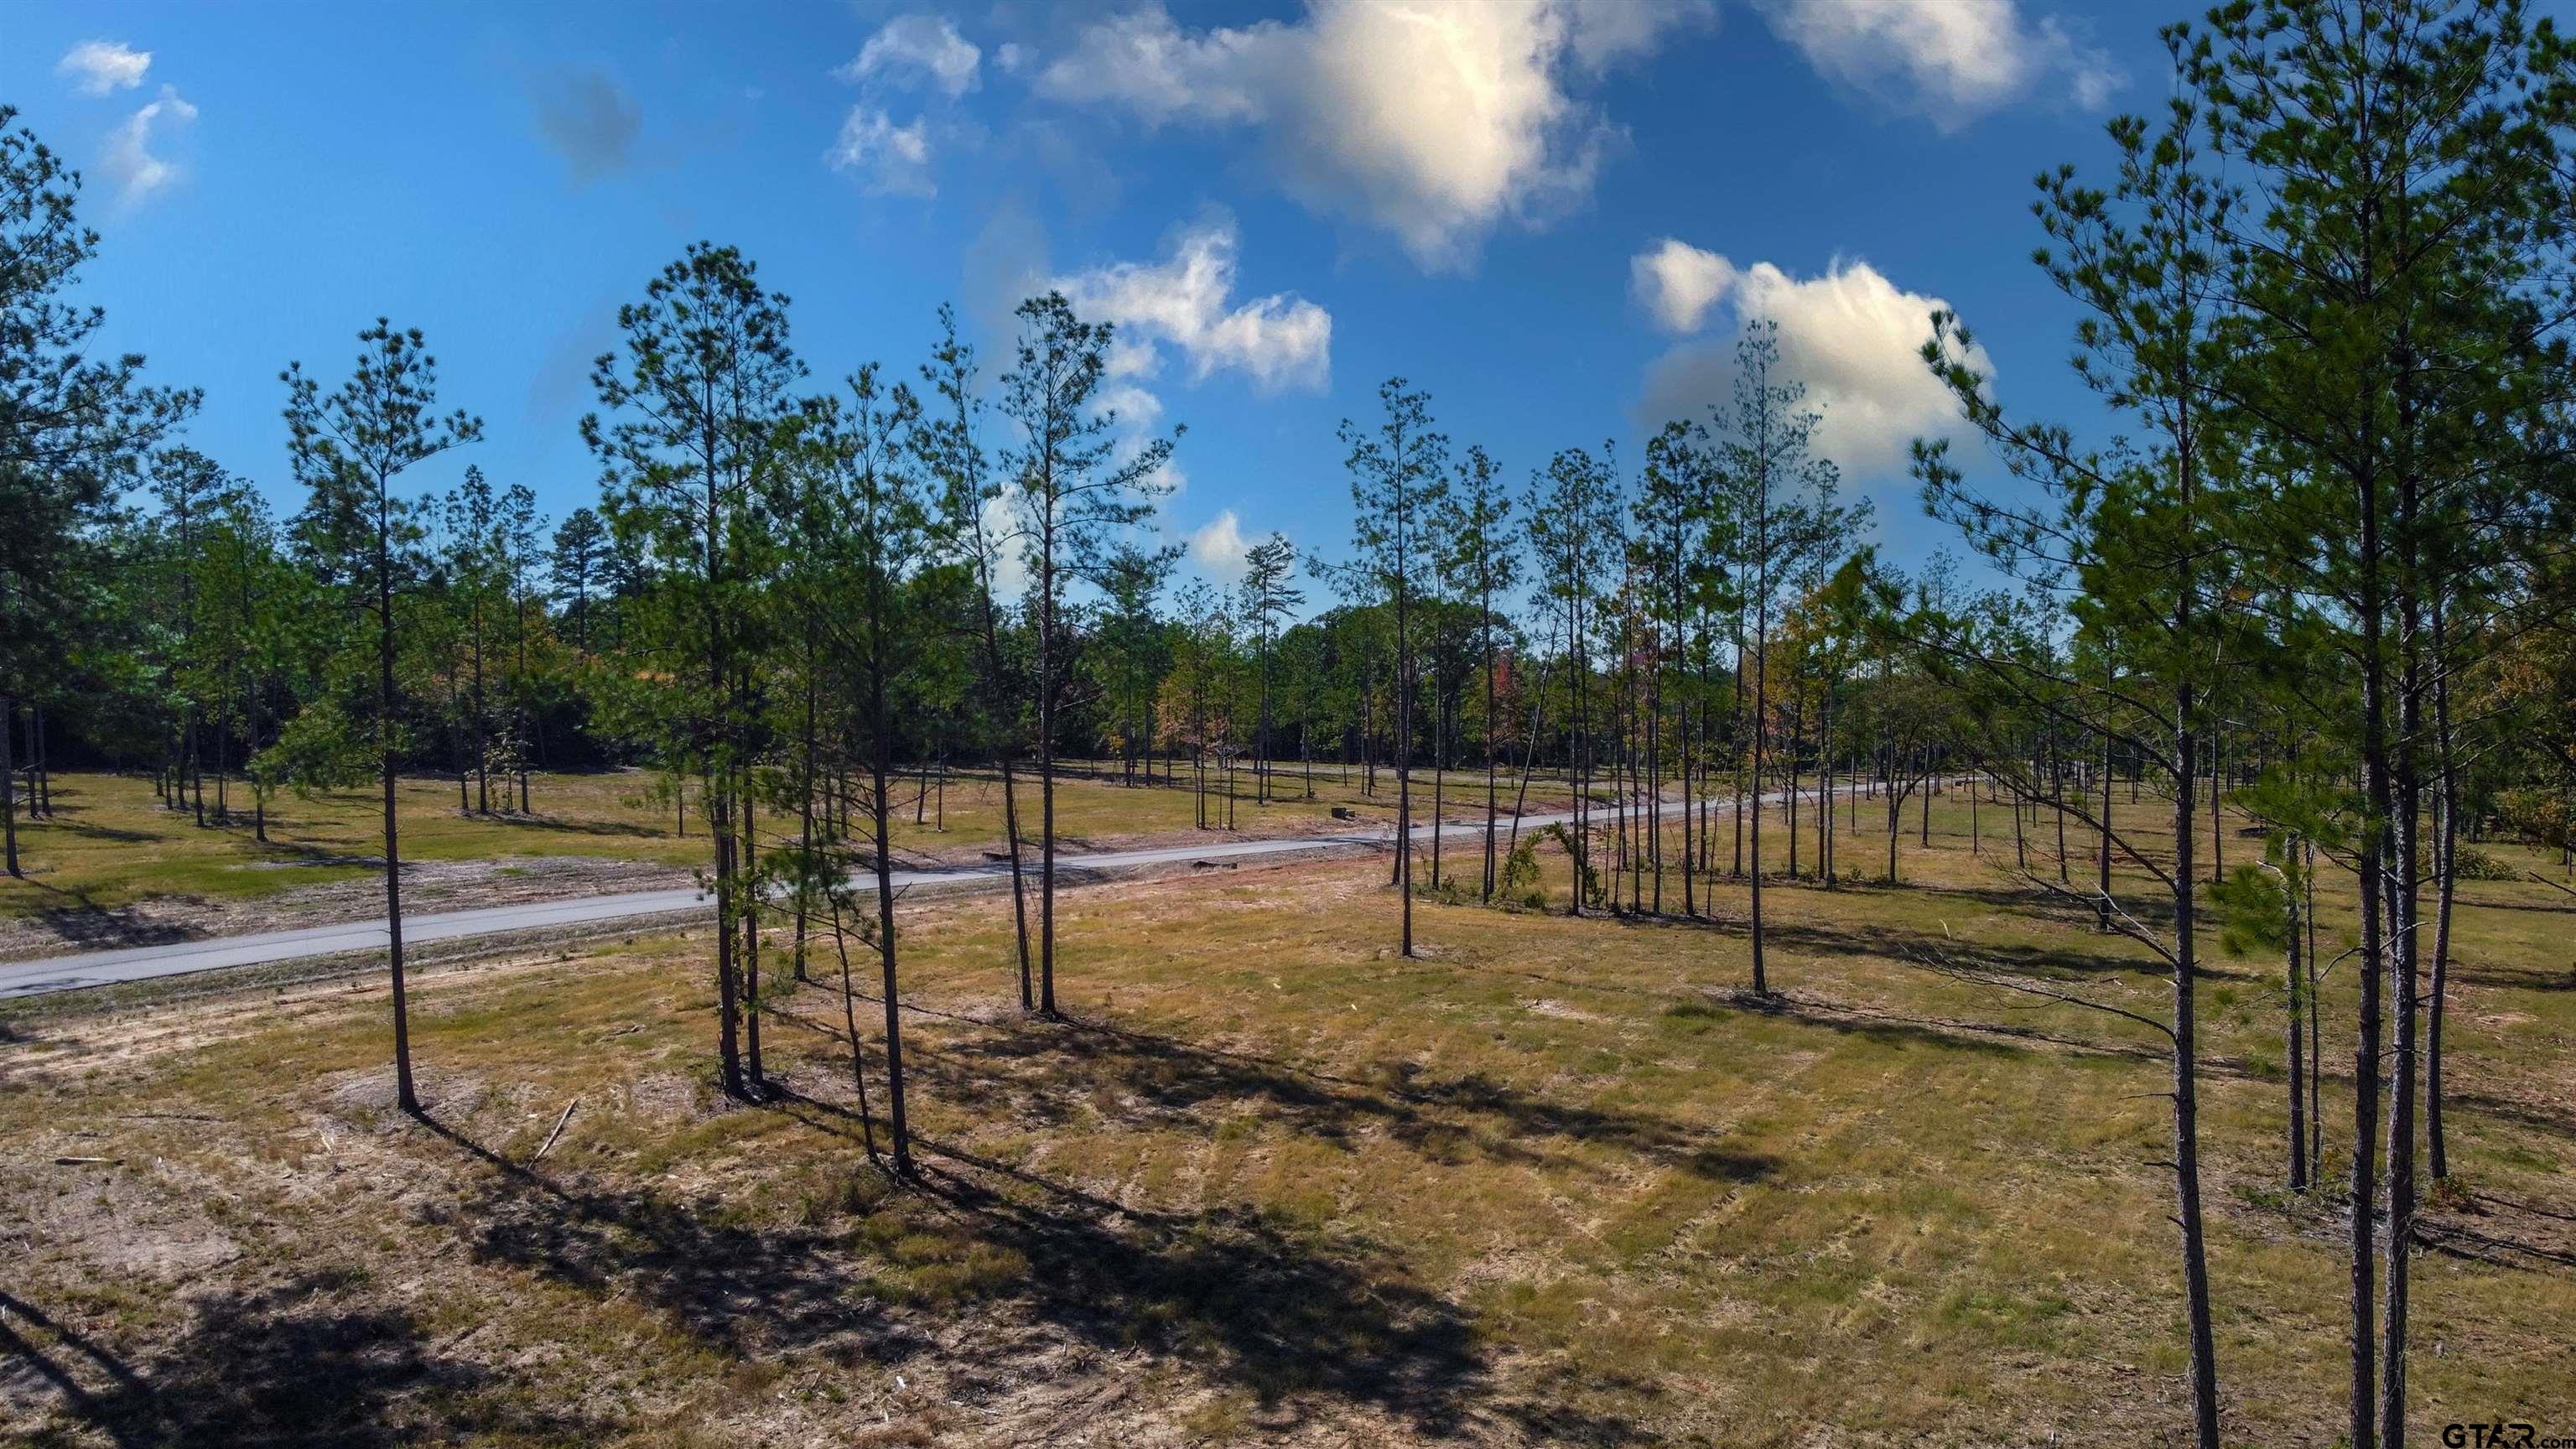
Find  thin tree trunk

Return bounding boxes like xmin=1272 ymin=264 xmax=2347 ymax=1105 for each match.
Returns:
xmin=1816 ymin=684 xmax=1831 ymax=886
xmin=34 ymin=706 xmax=50 ymax=818
xmin=1784 ymin=692 xmax=1800 ymax=881
xmin=2209 ymin=731 xmax=2222 ymax=886
xmin=2307 ymin=834 xmax=2323 ymax=1183
xmin=2171 ymin=696 xmax=2220 ymax=1449
xmin=2053 ymin=732 xmax=2070 ymax=881
xmin=249 ymin=663 xmax=269 ymax=842
xmin=1397 ymin=623 xmax=1415 ymax=953
xmin=377 ymin=512 xmax=418 ymax=1115
xmin=1505 ymin=660 xmax=1550 ymax=865
xmin=2427 ymin=621 xmax=2458 ymax=1181
xmin=2349 ymin=473 xmax=2388 ymax=1449
xmin=472 ymin=595 xmax=488 ymax=815
xmin=2099 ymin=724 xmax=2115 ymax=931
xmin=1431 ymin=687 xmax=1446 ymax=891
xmin=1680 ymin=641 xmax=1696 ymax=916
xmin=869 ymin=600 xmax=912 ymax=1175
xmin=2286 ymin=844 xmax=2308 ymax=1192
xmin=826 ymin=894 xmax=880 ymax=1166
xmin=741 ymin=750 xmax=764 ymax=1090
xmin=704 ymin=444 xmax=744 ymax=1100
xmin=1 ymin=695 xmax=18 ymax=878
xmin=1039 ymin=530 xmax=1060 ymax=1015
xmin=2381 ymin=608 xmax=2426 ymax=1449
xmin=795 ymin=659 xmax=818 ymax=985
xmin=1483 ymin=634 xmax=1499 ymax=901
xmin=1749 ymin=608 xmax=1768 ymax=994
xmin=1732 ymin=626 xmax=1745 ymax=877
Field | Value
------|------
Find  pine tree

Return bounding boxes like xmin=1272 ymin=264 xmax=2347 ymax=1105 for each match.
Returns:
xmin=285 ymin=319 xmax=483 ymax=1114
xmin=1708 ymin=320 xmax=1853 ymax=994
xmin=999 ymin=291 xmax=1176 ymax=1016
xmin=1237 ymin=532 xmax=1302 ymax=805
xmin=1441 ymin=446 xmax=1521 ymax=903
xmin=585 ymin=242 xmax=802 ymax=1098
xmin=918 ymin=307 xmax=1037 ymax=1005
xmin=1343 ymin=380 xmax=1449 ymax=954
xmin=549 ymin=507 xmax=608 ymax=657
xmin=802 ymin=362 xmax=928 ymax=1173
xmin=1 ymin=108 xmax=195 ymax=875
xmin=1914 ymin=56 xmax=2247 ymax=1440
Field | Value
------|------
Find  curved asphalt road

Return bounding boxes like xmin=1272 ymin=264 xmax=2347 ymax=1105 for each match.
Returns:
xmin=1 ymin=779 xmax=1888 ymax=1001
xmin=0 ymin=808 xmax=1598 ymax=1000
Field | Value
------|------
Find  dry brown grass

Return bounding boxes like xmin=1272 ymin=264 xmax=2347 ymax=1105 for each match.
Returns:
xmin=2 ymin=785 xmax=2568 ymax=1446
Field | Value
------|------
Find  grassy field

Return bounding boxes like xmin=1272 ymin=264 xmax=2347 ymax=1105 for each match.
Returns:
xmin=1 ymin=788 xmax=2568 ymax=1446
xmin=0 ymin=763 xmax=1581 ymax=953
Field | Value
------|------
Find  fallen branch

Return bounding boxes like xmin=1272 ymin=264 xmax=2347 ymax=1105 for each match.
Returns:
xmin=532 ymin=1098 xmax=579 ymax=1161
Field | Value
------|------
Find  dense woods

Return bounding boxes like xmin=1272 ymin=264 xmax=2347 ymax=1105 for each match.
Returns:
xmin=8 ymin=3 xmax=2576 ymax=1443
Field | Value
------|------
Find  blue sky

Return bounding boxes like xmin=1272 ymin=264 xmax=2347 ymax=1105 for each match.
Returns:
xmin=8 ymin=0 xmax=2182 ymax=600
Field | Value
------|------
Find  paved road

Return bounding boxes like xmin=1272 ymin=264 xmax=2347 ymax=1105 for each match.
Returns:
xmin=0 ymin=776 xmax=1896 ymax=1001
xmin=0 ymin=808 xmax=1597 ymax=1000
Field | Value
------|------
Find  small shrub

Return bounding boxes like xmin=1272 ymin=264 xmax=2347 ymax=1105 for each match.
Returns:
xmin=1497 ymin=838 xmax=1545 ymax=908
xmin=2454 ymin=845 xmax=2520 ymax=882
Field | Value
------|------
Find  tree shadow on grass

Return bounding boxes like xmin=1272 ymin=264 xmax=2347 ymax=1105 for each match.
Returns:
xmin=911 ymin=1012 xmax=1781 ymax=1183
xmin=1401 ymin=925 xmax=2144 ymax=1069
xmin=2440 ymin=1089 xmax=2576 ymax=1146
xmin=410 ymin=1108 xmax=1604 ymax=1440
xmin=480 ymin=813 xmax=669 ymax=842
xmin=911 ymin=1140 xmax=1508 ymax=1437
xmin=417 ymin=1115 xmax=937 ymax=1368
xmin=2448 ymin=963 xmax=2576 ymax=994
xmin=27 ymin=907 xmax=204 ymax=951
xmin=35 ymin=819 xmax=155 ymax=844
xmin=1664 ymin=989 xmax=2184 ymax=1074
xmin=252 ymin=840 xmax=386 ymax=869
xmin=1758 ymin=916 xmax=2246 ymax=983
xmin=15 ymin=886 xmax=206 ymax=950
xmin=0 ymin=1276 xmax=599 ymax=1447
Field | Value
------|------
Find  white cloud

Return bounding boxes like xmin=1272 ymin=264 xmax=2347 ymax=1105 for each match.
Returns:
xmin=825 ymin=107 xmax=934 ymax=195
xmin=1057 ymin=217 xmax=1332 ymax=393
xmin=1752 ymin=0 xmax=2122 ymax=127
xmin=1036 ymin=0 xmax=1711 ymax=271
xmin=1036 ymin=5 xmax=1279 ymax=124
xmin=981 ymin=493 xmax=1032 ymax=600
xmin=101 ymin=86 xmax=197 ymax=207
xmin=1634 ymin=248 xmax=1989 ymax=480
xmin=1631 ymin=237 xmax=1739 ymax=334
xmin=839 ymin=13 xmax=982 ymax=98
xmin=1565 ymin=0 xmax=1718 ymax=70
xmin=2043 ymin=17 xmax=2127 ymax=110
xmin=1188 ymin=509 xmax=1250 ymax=582
xmin=1098 ymin=382 xmax=1165 ymax=427
xmin=58 ymin=40 xmax=151 ymax=96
